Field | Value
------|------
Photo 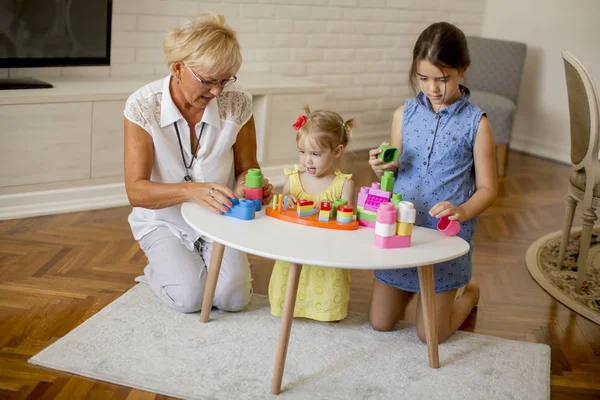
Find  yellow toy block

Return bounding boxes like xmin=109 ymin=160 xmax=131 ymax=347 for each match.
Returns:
xmin=396 ymin=222 xmax=413 ymax=236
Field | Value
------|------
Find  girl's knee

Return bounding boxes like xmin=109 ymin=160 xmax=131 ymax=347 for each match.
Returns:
xmin=214 ymin=278 xmax=252 ymax=312
xmin=162 ymin=283 xmax=204 ymax=313
xmin=369 ymin=314 xmax=396 ymax=332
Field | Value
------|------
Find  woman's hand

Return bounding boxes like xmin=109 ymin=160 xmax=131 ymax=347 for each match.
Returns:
xmin=262 ymin=179 xmax=273 ymax=205
xmin=369 ymin=142 xmax=398 ymax=178
xmin=237 ymin=178 xmax=274 ymax=205
xmin=429 ymin=201 xmax=467 ymax=222
xmin=187 ymin=182 xmax=235 ymax=214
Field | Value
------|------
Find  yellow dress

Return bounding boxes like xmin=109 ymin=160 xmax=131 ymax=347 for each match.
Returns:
xmin=268 ymin=165 xmax=352 ymax=321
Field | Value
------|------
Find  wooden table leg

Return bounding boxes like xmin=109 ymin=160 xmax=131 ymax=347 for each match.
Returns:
xmin=417 ymin=264 xmax=439 ymax=368
xmin=199 ymin=241 xmax=226 ymax=323
xmin=271 ymin=262 xmax=302 ymax=395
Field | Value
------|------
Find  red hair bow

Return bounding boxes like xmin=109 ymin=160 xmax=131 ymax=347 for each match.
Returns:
xmin=292 ymin=115 xmax=307 ymax=130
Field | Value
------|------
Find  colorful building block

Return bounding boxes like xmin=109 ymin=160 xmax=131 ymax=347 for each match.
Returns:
xmin=245 ymin=168 xmax=264 ymax=188
xmin=374 ymin=234 xmax=411 ymax=248
xmin=396 ymin=222 xmax=413 ymax=236
xmin=336 ymin=205 xmax=354 ymax=223
xmin=272 ymin=194 xmax=278 ymax=210
xmin=437 ymin=215 xmax=460 ymax=236
xmin=390 ymin=193 xmax=403 ymax=206
xmin=373 ymin=201 xmax=415 ymax=249
xmin=331 ymin=199 xmax=348 ymax=218
xmin=380 ymin=171 xmax=395 ymax=192
xmin=397 ymin=201 xmax=416 ymax=223
xmin=319 ymin=201 xmax=332 ymax=222
xmin=359 ymin=182 xmax=392 ymax=212
xmin=222 ymin=198 xmax=256 ymax=220
xmin=378 ymin=144 xmax=399 ymax=163
xmin=357 ymin=206 xmax=376 ymax=226
xmin=245 ymin=187 xmax=263 ymax=201
xmin=297 ymin=199 xmax=314 ymax=217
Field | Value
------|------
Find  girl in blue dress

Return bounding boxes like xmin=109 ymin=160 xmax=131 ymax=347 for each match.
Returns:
xmin=368 ymin=22 xmax=498 ymax=343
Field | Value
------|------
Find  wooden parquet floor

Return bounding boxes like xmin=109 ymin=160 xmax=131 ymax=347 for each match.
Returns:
xmin=1 ymin=151 xmax=599 ymax=399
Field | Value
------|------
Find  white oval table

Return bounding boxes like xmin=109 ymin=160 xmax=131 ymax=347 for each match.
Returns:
xmin=181 ymin=202 xmax=470 ymax=395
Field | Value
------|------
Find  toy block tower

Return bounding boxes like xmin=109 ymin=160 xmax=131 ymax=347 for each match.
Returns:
xmin=336 ymin=205 xmax=354 ymax=223
xmin=297 ymin=199 xmax=314 ymax=217
xmin=244 ymin=168 xmax=264 ymax=211
xmin=319 ymin=201 xmax=332 ymax=222
xmin=374 ymin=201 xmax=416 ymax=248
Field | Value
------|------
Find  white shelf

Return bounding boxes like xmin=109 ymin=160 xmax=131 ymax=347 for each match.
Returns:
xmin=0 ymin=72 xmax=325 ymax=105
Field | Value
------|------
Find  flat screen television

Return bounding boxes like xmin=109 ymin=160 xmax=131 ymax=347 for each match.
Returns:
xmin=0 ymin=0 xmax=112 ymax=89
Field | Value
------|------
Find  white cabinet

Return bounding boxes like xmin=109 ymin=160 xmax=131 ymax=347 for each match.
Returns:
xmin=0 ymin=74 xmax=326 ymax=219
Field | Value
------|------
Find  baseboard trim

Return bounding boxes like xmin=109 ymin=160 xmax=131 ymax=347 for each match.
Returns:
xmin=0 ymin=135 xmax=388 ymax=220
xmin=510 ymin=136 xmax=570 ymax=165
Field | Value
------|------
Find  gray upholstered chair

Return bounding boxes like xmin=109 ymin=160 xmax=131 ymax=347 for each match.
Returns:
xmin=557 ymin=51 xmax=600 ymax=290
xmin=466 ymin=36 xmax=527 ymax=177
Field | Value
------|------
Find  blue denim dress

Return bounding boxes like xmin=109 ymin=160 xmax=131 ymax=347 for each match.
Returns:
xmin=375 ymin=87 xmax=485 ymax=292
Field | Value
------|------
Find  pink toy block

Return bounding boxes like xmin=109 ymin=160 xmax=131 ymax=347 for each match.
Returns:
xmin=358 ymin=219 xmax=376 ymax=228
xmin=245 ymin=187 xmax=263 ymax=201
xmin=437 ymin=215 xmax=460 ymax=236
xmin=376 ymin=202 xmax=396 ymax=224
xmin=374 ymin=234 xmax=411 ymax=248
xmin=357 ymin=186 xmax=369 ymax=207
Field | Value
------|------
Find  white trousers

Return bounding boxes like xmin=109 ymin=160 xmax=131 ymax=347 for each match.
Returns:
xmin=136 ymin=227 xmax=252 ymax=313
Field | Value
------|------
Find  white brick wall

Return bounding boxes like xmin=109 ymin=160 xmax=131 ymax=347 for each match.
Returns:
xmin=3 ymin=0 xmax=485 ymax=145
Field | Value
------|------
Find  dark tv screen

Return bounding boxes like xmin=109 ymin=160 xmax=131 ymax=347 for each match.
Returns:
xmin=0 ymin=0 xmax=112 ymax=68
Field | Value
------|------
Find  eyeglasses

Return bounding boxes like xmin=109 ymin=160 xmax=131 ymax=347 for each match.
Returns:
xmin=183 ymin=63 xmax=237 ymax=89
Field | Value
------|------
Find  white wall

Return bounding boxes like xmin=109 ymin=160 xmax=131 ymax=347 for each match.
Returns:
xmin=481 ymin=0 xmax=600 ymax=164
xmin=1 ymin=0 xmax=485 ymax=149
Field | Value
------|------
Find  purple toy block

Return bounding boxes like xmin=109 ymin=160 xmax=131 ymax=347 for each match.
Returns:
xmin=357 ymin=186 xmax=369 ymax=207
xmin=358 ymin=219 xmax=376 ymax=228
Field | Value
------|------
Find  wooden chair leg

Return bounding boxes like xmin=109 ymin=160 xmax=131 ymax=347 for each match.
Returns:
xmin=199 ymin=241 xmax=226 ymax=323
xmin=557 ymin=194 xmax=579 ymax=269
xmin=576 ymin=208 xmax=597 ymax=290
xmin=417 ymin=264 xmax=439 ymax=369
xmin=496 ymin=143 xmax=509 ymax=177
xmin=271 ymin=263 xmax=302 ymax=395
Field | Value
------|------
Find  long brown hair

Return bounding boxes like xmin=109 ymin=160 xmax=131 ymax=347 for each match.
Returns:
xmin=408 ymin=22 xmax=470 ymax=94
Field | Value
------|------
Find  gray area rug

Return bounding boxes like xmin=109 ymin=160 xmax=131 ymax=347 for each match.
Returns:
xmin=30 ymin=284 xmax=550 ymax=399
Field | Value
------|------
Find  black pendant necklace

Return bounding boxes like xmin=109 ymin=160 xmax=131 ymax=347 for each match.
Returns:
xmin=174 ymin=121 xmax=205 ymax=182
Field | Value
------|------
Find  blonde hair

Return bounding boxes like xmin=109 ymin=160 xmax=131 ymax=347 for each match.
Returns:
xmin=163 ymin=13 xmax=242 ymax=76
xmin=296 ymin=105 xmax=355 ymax=151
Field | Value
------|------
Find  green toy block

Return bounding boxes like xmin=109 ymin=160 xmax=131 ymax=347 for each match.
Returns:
xmin=380 ymin=171 xmax=394 ymax=192
xmin=357 ymin=209 xmax=376 ymax=222
xmin=331 ymin=199 xmax=348 ymax=218
xmin=390 ymin=193 xmax=403 ymax=206
xmin=378 ymin=145 xmax=399 ymax=163
xmin=245 ymin=168 xmax=264 ymax=188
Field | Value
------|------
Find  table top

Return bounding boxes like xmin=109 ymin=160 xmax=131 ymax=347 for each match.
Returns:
xmin=182 ymin=202 xmax=470 ymax=270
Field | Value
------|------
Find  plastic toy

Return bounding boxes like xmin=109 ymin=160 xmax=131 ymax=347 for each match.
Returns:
xmin=244 ymin=168 xmax=264 ymax=211
xmin=336 ymin=205 xmax=354 ymax=223
xmin=374 ymin=201 xmax=416 ymax=248
xmin=319 ymin=201 xmax=332 ymax=222
xmin=266 ymin=194 xmax=358 ymax=230
xmin=297 ymin=199 xmax=314 ymax=217
xmin=378 ymin=144 xmax=399 ymax=163
xmin=380 ymin=171 xmax=395 ymax=192
xmin=437 ymin=215 xmax=460 ymax=236
xmin=222 ymin=198 xmax=256 ymax=220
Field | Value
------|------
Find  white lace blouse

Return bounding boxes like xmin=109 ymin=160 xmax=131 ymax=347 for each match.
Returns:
xmin=124 ymin=75 xmax=253 ymax=249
